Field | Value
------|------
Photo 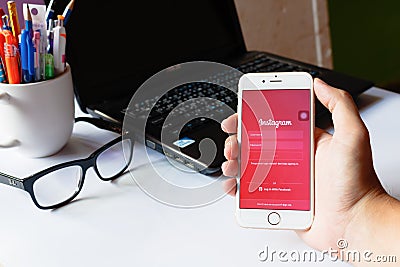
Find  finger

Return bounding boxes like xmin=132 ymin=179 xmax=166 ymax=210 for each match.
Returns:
xmin=221 ymin=160 xmax=238 ymax=177
xmin=223 ymin=178 xmax=237 ymax=196
xmin=224 ymin=134 xmax=238 ymax=160
xmin=314 ymin=78 xmax=367 ymax=139
xmin=221 ymin=113 xmax=238 ymax=134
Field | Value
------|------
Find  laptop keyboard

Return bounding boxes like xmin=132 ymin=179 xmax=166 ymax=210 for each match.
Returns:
xmin=125 ymin=54 xmax=320 ymax=132
xmin=236 ymin=55 xmax=319 ymax=76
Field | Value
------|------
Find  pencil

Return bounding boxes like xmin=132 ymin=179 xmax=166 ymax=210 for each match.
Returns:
xmin=7 ymin=1 xmax=21 ymax=38
xmin=45 ymin=0 xmax=56 ymax=25
xmin=62 ymin=0 xmax=74 ymax=25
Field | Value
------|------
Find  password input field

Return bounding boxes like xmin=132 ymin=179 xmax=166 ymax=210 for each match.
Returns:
xmin=249 ymin=141 xmax=303 ymax=150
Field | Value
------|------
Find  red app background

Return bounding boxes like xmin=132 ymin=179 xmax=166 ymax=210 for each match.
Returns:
xmin=239 ymin=89 xmax=311 ymax=210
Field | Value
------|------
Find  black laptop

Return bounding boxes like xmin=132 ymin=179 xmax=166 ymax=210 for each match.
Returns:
xmin=47 ymin=0 xmax=374 ymax=175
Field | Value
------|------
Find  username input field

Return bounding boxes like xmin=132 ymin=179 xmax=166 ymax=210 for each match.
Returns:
xmin=248 ymin=130 xmax=304 ymax=140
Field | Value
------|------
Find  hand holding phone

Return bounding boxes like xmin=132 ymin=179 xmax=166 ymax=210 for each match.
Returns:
xmin=236 ymin=72 xmax=314 ymax=230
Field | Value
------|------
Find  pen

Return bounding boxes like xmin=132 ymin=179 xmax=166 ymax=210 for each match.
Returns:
xmin=20 ymin=4 xmax=34 ymax=83
xmin=0 ymin=32 xmax=6 ymax=74
xmin=3 ymin=30 xmax=20 ymax=84
xmin=34 ymin=30 xmax=41 ymax=81
xmin=20 ymin=23 xmax=29 ymax=82
xmin=53 ymin=15 xmax=66 ymax=75
xmin=39 ymin=29 xmax=47 ymax=80
xmin=7 ymin=1 xmax=21 ymax=39
xmin=25 ymin=5 xmax=35 ymax=82
xmin=45 ymin=0 xmax=56 ymax=26
xmin=46 ymin=18 xmax=54 ymax=54
xmin=61 ymin=0 xmax=74 ymax=25
xmin=0 ymin=58 xmax=7 ymax=83
xmin=45 ymin=19 xmax=54 ymax=79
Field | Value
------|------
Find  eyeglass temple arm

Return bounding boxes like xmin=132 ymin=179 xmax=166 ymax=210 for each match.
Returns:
xmin=75 ymin=117 xmax=122 ymax=134
xmin=0 ymin=172 xmax=24 ymax=190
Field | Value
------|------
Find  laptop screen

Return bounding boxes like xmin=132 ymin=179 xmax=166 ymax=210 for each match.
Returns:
xmin=45 ymin=0 xmax=246 ymax=112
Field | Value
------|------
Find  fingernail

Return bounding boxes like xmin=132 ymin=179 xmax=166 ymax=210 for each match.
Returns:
xmin=224 ymin=139 xmax=231 ymax=158
xmin=221 ymin=161 xmax=228 ymax=172
xmin=225 ymin=136 xmax=231 ymax=146
xmin=221 ymin=119 xmax=227 ymax=131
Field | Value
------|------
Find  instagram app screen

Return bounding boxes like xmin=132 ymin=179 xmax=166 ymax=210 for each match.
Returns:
xmin=239 ymin=89 xmax=311 ymax=210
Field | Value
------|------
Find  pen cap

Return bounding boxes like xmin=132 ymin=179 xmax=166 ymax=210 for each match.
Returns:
xmin=2 ymin=15 xmax=9 ymax=30
xmin=57 ymin=15 xmax=64 ymax=27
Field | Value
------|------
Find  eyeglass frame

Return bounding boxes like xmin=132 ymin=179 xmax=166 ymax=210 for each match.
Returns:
xmin=0 ymin=117 xmax=133 ymax=210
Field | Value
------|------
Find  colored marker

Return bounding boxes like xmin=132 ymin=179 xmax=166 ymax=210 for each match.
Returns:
xmin=53 ymin=15 xmax=66 ymax=75
xmin=3 ymin=30 xmax=20 ymax=84
xmin=45 ymin=0 xmax=56 ymax=26
xmin=61 ymin=0 xmax=74 ymax=25
xmin=7 ymin=1 xmax=21 ymax=39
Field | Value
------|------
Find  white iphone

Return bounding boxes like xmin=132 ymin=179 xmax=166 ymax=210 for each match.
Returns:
xmin=236 ymin=72 xmax=314 ymax=230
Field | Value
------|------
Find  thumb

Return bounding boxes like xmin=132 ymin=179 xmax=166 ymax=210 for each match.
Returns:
xmin=314 ymin=78 xmax=367 ymax=139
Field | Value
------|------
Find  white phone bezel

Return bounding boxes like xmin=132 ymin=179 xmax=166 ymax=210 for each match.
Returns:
xmin=236 ymin=72 xmax=314 ymax=230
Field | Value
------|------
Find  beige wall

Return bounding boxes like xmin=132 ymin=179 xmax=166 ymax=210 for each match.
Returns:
xmin=234 ymin=0 xmax=332 ymax=69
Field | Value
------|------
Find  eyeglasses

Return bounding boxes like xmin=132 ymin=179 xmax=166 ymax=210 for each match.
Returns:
xmin=0 ymin=117 xmax=133 ymax=210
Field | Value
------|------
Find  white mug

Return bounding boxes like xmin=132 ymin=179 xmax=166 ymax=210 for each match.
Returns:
xmin=0 ymin=65 xmax=75 ymax=158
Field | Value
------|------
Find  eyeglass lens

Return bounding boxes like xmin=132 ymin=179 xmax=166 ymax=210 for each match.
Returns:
xmin=33 ymin=166 xmax=82 ymax=208
xmin=96 ymin=139 xmax=132 ymax=179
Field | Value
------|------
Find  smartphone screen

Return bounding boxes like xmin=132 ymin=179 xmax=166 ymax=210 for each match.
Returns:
xmin=239 ymin=89 xmax=311 ymax=211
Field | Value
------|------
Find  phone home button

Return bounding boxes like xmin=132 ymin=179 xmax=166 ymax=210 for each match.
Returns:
xmin=267 ymin=212 xmax=281 ymax=225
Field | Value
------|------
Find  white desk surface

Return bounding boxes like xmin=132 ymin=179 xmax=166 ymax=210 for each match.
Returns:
xmin=0 ymin=87 xmax=399 ymax=267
